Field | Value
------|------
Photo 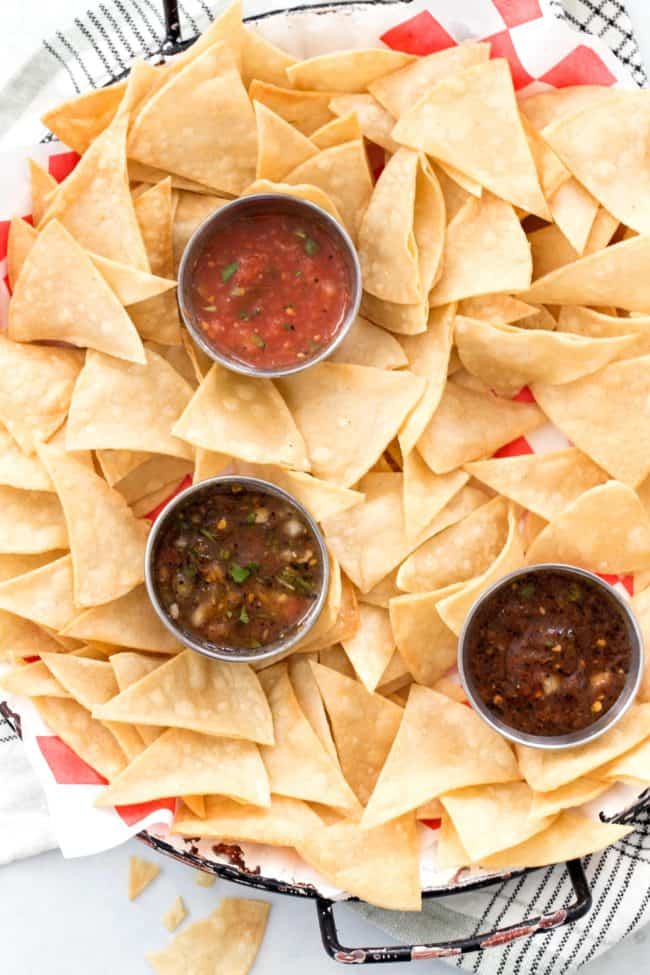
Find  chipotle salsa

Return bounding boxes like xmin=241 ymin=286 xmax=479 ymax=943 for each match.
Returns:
xmin=187 ymin=209 xmax=352 ymax=370
xmin=466 ymin=570 xmax=632 ymax=737
xmin=153 ymin=483 xmax=323 ymax=651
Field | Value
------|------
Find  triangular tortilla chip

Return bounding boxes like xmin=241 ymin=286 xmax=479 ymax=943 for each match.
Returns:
xmin=0 ymin=661 xmax=70 ymax=698
xmin=286 ymin=141 xmax=373 ymax=240
xmin=172 ymin=192 xmax=229 ymax=268
xmin=41 ymin=80 xmax=126 ymax=154
xmin=311 ymin=111 xmax=363 ymax=150
xmin=397 ymin=495 xmax=507 ymax=593
xmin=548 ymin=178 xmax=599 ymax=255
xmin=341 ymin=603 xmax=396 ymax=692
xmin=478 ymin=812 xmax=632 ymax=870
xmin=62 ymin=585 xmax=181 ymax=653
xmin=632 ymin=587 xmax=650 ymax=701
xmin=454 ymin=316 xmax=634 ymax=395
xmin=173 ymin=363 xmax=308 ymax=470
xmin=151 ymin=0 xmax=245 ymax=86
xmin=398 ymin=304 xmax=456 ymax=455
xmin=173 ymin=794 xmax=322 ymax=847
xmin=248 ymin=80 xmax=334 ymax=135
xmin=66 ymin=348 xmax=194 ymax=459
xmin=9 ymin=221 xmax=145 ymax=363
xmin=298 ymin=814 xmax=421 ymax=911
xmin=43 ymin=113 xmax=148 ymax=269
xmin=94 ymin=650 xmax=273 ymax=745
xmin=0 ymin=552 xmax=63 ymax=583
xmin=328 ymin=94 xmax=398 ymax=153
xmin=277 ymin=363 xmax=424 ymax=487
xmin=162 ymin=896 xmax=187 ymax=933
xmin=429 ymin=193 xmax=532 ymax=306
xmin=36 ymin=696 xmax=127 ymax=781
xmin=0 ymin=554 xmax=75 ymax=630
xmin=544 ymin=91 xmax=650 ymax=235
xmin=0 ymin=337 xmax=82 ymax=455
xmin=7 ymin=217 xmax=36 ymax=289
xmin=465 ymin=449 xmax=607 ymax=522
xmin=288 ymin=656 xmax=338 ymax=761
xmin=441 ymin=782 xmax=554 ymax=862
xmin=362 ymin=686 xmax=519 ymax=829
xmin=329 ymin=315 xmax=407 ymax=370
xmin=146 ymin=898 xmax=269 ymax=975
xmin=240 ymin=179 xmax=343 ymax=225
xmin=0 ymin=486 xmax=66 ymax=554
xmin=417 ymin=380 xmax=544 ymax=474
xmin=529 ymin=778 xmax=610 ymax=819
xmin=368 ymin=42 xmax=490 ymax=117
xmin=599 ymin=737 xmax=650 ymax=783
xmin=521 ymin=235 xmax=650 ymax=311
xmin=128 ymin=856 xmax=160 ymax=900
xmin=258 ymin=663 xmax=360 ymax=814
xmin=40 ymin=653 xmax=118 ymax=709
xmin=115 ymin=456 xmax=193 ymax=506
xmin=96 ymin=728 xmax=270 ymax=808
xmin=389 ymin=588 xmax=459 ymax=686
xmin=558 ymin=305 xmax=650 ymax=360
xmin=529 ymin=223 xmax=579 ymax=280
xmin=29 ymin=159 xmax=57 ymax=226
xmin=0 ymin=611 xmax=63 ymax=658
xmin=526 ymin=481 xmax=650 ymax=572
xmin=519 ymin=86 xmax=616 ymax=130
xmin=129 ymin=43 xmax=256 ymax=196
xmin=361 ymin=292 xmax=428 ymax=336
xmin=457 ymin=294 xmax=536 ymax=324
xmin=39 ymin=444 xmax=148 ymax=607
xmin=110 ymin=650 xmax=165 ymax=744
xmin=254 ymin=101 xmax=317 ymax=181
xmin=517 ymin=704 xmax=650 ymax=791
xmin=532 ymin=355 xmax=650 ymax=486
xmin=437 ymin=504 xmax=524 ymax=635
xmin=402 ymin=452 xmax=467 ymax=543
xmin=242 ymin=24 xmax=297 ymax=87
xmin=311 ymin=661 xmax=402 ymax=805
xmin=116 ymin=58 xmax=160 ymax=121
xmin=287 ymin=48 xmax=413 ymax=92
xmin=392 ymin=59 xmax=548 ymax=219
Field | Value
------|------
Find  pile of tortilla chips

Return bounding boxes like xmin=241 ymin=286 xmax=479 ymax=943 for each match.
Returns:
xmin=3 ymin=0 xmax=650 ymax=913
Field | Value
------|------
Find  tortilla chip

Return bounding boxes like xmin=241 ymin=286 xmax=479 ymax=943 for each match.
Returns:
xmin=311 ymin=111 xmax=363 ymax=150
xmin=287 ymin=48 xmax=412 ymax=93
xmin=0 ymin=610 xmax=64 ymax=658
xmin=0 ymin=661 xmax=70 ymax=698
xmin=328 ymin=315 xmax=407 ymax=370
xmin=162 ymin=896 xmax=187 ymax=933
xmin=631 ymin=587 xmax=650 ymax=701
xmin=94 ymin=650 xmax=273 ymax=745
xmin=286 ymin=140 xmax=372 ymax=240
xmin=517 ymin=704 xmax=650 ymax=791
xmin=242 ymin=25 xmax=296 ymax=86
xmin=172 ymin=192 xmax=229 ymax=268
xmin=248 ymin=80 xmax=334 ymax=135
xmin=40 ymin=653 xmax=116 ymax=705
xmin=526 ymin=481 xmax=650 ymax=572
xmin=130 ymin=177 xmax=182 ymax=345
xmin=417 ymin=381 xmax=544 ymax=474
xmin=360 ymin=292 xmax=428 ymax=336
xmin=465 ymin=449 xmax=607 ymax=522
xmin=173 ymin=364 xmax=308 ymax=470
xmin=521 ymin=114 xmax=570 ymax=201
xmin=478 ymin=812 xmax=632 ymax=870
xmin=393 ymin=59 xmax=548 ymax=219
xmin=66 ymin=348 xmax=193 ymax=460
xmin=115 ymin=455 xmax=193 ymax=506
xmin=310 ymin=662 xmax=402 ymax=804
xmin=340 ymin=603 xmax=396 ymax=692
xmin=147 ymin=897 xmax=269 ymax=975
xmin=6 ymin=217 xmax=36 ymax=290
xmin=44 ymin=113 xmax=148 ymax=269
xmin=441 ymin=782 xmax=554 ymax=862
xmin=585 ymin=206 xmax=619 ymax=254
xmin=174 ymin=794 xmax=322 ymax=847
xmin=528 ymin=223 xmax=578 ymax=281
xmin=457 ymin=294 xmax=536 ymax=324
xmin=548 ymin=178 xmax=599 ymax=255
xmin=522 ymin=235 xmax=650 ymax=311
xmin=328 ymin=94 xmax=397 ymax=152
xmin=258 ymin=663 xmax=359 ymax=814
xmin=41 ymin=80 xmax=127 ymax=154
xmin=532 ymin=356 xmax=650 ymax=486
xmin=388 ymin=589 xmax=458 ymax=686
xmin=519 ymin=86 xmax=616 ymax=131
xmin=558 ymin=305 xmax=650 ymax=360
xmin=299 ymin=814 xmax=421 ymax=911
xmin=61 ymin=585 xmax=182 ymax=653
xmin=289 ymin=656 xmax=338 ymax=760
xmin=254 ymin=101 xmax=317 ymax=181
xmin=96 ymin=728 xmax=269 ymax=808
xmin=128 ymin=856 xmax=160 ymax=900
xmin=430 ymin=193 xmax=531 ymax=306
xmin=0 ymin=552 xmax=62 ymax=584
xmin=39 ymin=444 xmax=148 ymax=607
xmin=129 ymin=43 xmax=256 ymax=196
xmin=110 ymin=650 xmax=165 ymax=744
xmin=369 ymin=42 xmax=490 ymax=118
xmin=361 ymin=686 xmax=519 ymax=829
xmin=277 ymin=363 xmax=424 ymax=487
xmin=36 ymin=696 xmax=127 ymax=780
xmin=599 ymin=737 xmax=650 ymax=783
xmin=240 ymin=179 xmax=343 ymax=226
xmin=402 ymin=453 xmax=467 ymax=543
xmin=454 ymin=316 xmax=634 ymax=395
xmin=28 ymin=159 xmax=57 ymax=226
xmin=0 ymin=485 xmax=67 ymax=555
xmin=529 ymin=778 xmax=611 ymax=819
xmin=0 ymin=554 xmax=75 ymax=631
xmin=195 ymin=871 xmax=216 ymax=887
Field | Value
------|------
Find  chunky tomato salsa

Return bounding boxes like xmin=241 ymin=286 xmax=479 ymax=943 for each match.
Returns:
xmin=467 ymin=570 xmax=632 ymax=737
xmin=187 ymin=210 xmax=352 ymax=370
xmin=153 ymin=485 xmax=323 ymax=651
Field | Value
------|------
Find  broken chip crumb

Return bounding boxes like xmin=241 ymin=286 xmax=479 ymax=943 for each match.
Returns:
xmin=128 ymin=855 xmax=160 ymax=901
xmin=195 ymin=871 xmax=216 ymax=888
xmin=162 ymin=895 xmax=187 ymax=932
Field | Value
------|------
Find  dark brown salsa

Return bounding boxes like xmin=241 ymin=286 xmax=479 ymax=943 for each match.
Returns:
xmin=154 ymin=485 xmax=323 ymax=651
xmin=467 ymin=570 xmax=632 ymax=737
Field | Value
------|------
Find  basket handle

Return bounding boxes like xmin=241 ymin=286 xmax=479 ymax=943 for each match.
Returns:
xmin=161 ymin=0 xmax=182 ymax=51
xmin=315 ymin=858 xmax=591 ymax=964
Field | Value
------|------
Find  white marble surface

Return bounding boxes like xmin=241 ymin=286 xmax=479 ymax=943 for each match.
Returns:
xmin=2 ymin=1 xmax=650 ymax=972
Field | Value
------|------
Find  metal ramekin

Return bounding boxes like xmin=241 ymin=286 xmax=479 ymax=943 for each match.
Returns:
xmin=177 ymin=193 xmax=362 ymax=379
xmin=458 ymin=564 xmax=644 ymax=751
xmin=144 ymin=475 xmax=330 ymax=664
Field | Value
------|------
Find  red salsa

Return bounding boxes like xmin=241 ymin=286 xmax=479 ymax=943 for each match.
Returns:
xmin=153 ymin=485 xmax=323 ymax=651
xmin=467 ymin=570 xmax=632 ymax=737
xmin=188 ymin=210 xmax=352 ymax=370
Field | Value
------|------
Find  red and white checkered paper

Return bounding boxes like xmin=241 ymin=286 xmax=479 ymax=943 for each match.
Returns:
xmin=0 ymin=0 xmax=643 ymax=893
